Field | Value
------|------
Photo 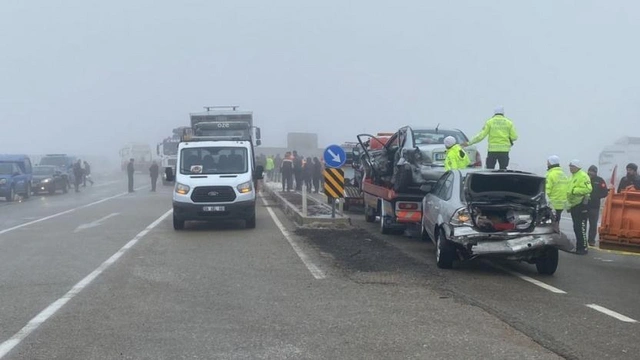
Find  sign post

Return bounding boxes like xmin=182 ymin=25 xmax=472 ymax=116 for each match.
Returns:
xmin=323 ymin=145 xmax=346 ymax=218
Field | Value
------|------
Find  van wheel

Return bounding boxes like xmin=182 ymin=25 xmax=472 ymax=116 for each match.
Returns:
xmin=6 ymin=187 xmax=15 ymax=202
xmin=535 ymin=248 xmax=559 ymax=275
xmin=436 ymin=229 xmax=455 ymax=269
xmin=380 ymin=206 xmax=392 ymax=235
xmin=23 ymin=183 xmax=31 ymax=199
xmin=246 ymin=213 xmax=256 ymax=229
xmin=173 ymin=215 xmax=185 ymax=230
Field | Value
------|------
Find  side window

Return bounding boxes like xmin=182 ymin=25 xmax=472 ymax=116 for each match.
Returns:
xmin=435 ymin=172 xmax=454 ymax=200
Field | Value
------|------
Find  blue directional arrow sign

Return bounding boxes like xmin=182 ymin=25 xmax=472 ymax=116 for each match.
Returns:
xmin=323 ymin=144 xmax=346 ymax=169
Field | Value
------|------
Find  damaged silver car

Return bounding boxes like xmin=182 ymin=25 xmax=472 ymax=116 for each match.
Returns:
xmin=421 ymin=169 xmax=572 ymax=275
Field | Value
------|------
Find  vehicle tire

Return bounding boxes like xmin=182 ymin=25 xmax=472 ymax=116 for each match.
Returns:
xmin=535 ymin=247 xmax=559 ymax=275
xmin=23 ymin=183 xmax=31 ymax=199
xmin=420 ymin=221 xmax=431 ymax=242
xmin=364 ymin=204 xmax=376 ymax=223
xmin=6 ymin=187 xmax=15 ymax=202
xmin=436 ymin=229 xmax=455 ymax=269
xmin=380 ymin=205 xmax=392 ymax=235
xmin=246 ymin=213 xmax=256 ymax=229
xmin=173 ymin=215 xmax=185 ymax=230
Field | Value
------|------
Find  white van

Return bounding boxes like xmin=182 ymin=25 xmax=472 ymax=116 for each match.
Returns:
xmin=169 ymin=139 xmax=264 ymax=230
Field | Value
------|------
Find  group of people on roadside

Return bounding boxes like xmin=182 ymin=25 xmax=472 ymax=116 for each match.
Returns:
xmin=71 ymin=159 xmax=94 ymax=192
xmin=278 ymin=150 xmax=324 ymax=193
xmin=443 ymin=105 xmax=640 ymax=255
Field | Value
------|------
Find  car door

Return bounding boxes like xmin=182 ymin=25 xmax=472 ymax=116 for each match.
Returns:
xmin=12 ymin=163 xmax=27 ymax=193
xmin=430 ymin=171 xmax=455 ymax=231
xmin=423 ymin=172 xmax=448 ymax=240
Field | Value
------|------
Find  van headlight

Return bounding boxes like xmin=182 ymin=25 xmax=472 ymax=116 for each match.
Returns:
xmin=175 ymin=183 xmax=190 ymax=195
xmin=237 ymin=181 xmax=253 ymax=194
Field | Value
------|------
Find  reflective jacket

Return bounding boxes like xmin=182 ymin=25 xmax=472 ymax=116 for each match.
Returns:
xmin=545 ymin=165 xmax=569 ymax=210
xmin=567 ymin=169 xmax=593 ymax=208
xmin=444 ymin=144 xmax=470 ymax=171
xmin=265 ymin=157 xmax=275 ymax=171
xmin=468 ymin=115 xmax=518 ymax=152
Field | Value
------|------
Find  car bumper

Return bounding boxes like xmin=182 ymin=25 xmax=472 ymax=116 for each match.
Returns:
xmin=450 ymin=226 xmax=573 ymax=256
xmin=173 ymin=200 xmax=255 ymax=221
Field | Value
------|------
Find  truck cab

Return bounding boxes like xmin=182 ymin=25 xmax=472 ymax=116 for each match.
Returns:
xmin=168 ymin=106 xmax=263 ymax=230
xmin=0 ymin=154 xmax=33 ymax=202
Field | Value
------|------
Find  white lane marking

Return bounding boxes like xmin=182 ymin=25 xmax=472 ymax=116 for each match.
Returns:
xmin=586 ymin=304 xmax=638 ymax=323
xmin=0 ymin=185 xmax=149 ymax=237
xmin=260 ymin=195 xmax=326 ymax=280
xmin=488 ymin=262 xmax=567 ymax=294
xmin=73 ymin=213 xmax=120 ymax=233
xmin=0 ymin=208 xmax=172 ymax=359
xmin=92 ymin=180 xmax=121 ymax=188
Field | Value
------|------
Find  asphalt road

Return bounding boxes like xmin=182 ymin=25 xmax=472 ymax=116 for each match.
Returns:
xmin=0 ymin=176 xmax=567 ymax=359
xmin=302 ymin=187 xmax=640 ymax=360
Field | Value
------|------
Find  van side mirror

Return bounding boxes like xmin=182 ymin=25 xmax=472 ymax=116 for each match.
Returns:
xmin=165 ymin=167 xmax=175 ymax=182
xmin=254 ymin=165 xmax=264 ymax=180
xmin=256 ymin=139 xmax=262 ymax=146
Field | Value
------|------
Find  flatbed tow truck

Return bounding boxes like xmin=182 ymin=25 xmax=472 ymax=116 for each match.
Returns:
xmin=356 ymin=133 xmax=425 ymax=234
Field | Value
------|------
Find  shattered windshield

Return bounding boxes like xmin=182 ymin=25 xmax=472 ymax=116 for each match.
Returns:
xmin=413 ymin=130 xmax=467 ymax=145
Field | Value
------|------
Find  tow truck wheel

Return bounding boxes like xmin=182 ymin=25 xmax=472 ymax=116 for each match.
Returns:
xmin=436 ymin=229 xmax=455 ymax=269
xmin=535 ymin=247 xmax=559 ymax=275
xmin=173 ymin=215 xmax=185 ymax=230
xmin=364 ymin=204 xmax=376 ymax=223
xmin=380 ymin=206 xmax=392 ymax=235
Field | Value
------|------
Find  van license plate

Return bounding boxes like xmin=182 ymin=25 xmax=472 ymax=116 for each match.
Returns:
xmin=434 ymin=153 xmax=446 ymax=161
xmin=203 ymin=206 xmax=225 ymax=212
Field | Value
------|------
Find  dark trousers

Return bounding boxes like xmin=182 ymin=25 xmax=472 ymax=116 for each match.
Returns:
xmin=282 ymin=171 xmax=293 ymax=191
xmin=554 ymin=209 xmax=563 ymax=223
xmin=312 ymin=177 xmax=321 ymax=193
xmin=486 ymin=152 xmax=510 ymax=170
xmin=151 ymin=176 xmax=158 ymax=191
xmin=294 ymin=170 xmax=302 ymax=190
xmin=128 ymin=174 xmax=134 ymax=192
xmin=74 ymin=178 xmax=81 ymax=192
xmin=570 ymin=204 xmax=589 ymax=252
xmin=587 ymin=207 xmax=600 ymax=244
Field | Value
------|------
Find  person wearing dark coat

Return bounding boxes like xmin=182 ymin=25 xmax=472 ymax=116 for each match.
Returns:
xmin=302 ymin=157 xmax=313 ymax=192
xmin=312 ymin=157 xmax=322 ymax=193
xmin=149 ymin=161 xmax=159 ymax=192
xmin=587 ymin=165 xmax=609 ymax=246
xmin=280 ymin=152 xmax=294 ymax=192
xmin=83 ymin=161 xmax=94 ymax=186
xmin=292 ymin=150 xmax=303 ymax=191
xmin=617 ymin=163 xmax=640 ymax=193
xmin=127 ymin=158 xmax=135 ymax=193
xmin=73 ymin=160 xmax=83 ymax=193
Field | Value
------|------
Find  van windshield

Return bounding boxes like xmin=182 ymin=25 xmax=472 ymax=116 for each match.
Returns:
xmin=0 ymin=163 xmax=15 ymax=175
xmin=40 ymin=157 xmax=68 ymax=167
xmin=180 ymin=147 xmax=248 ymax=175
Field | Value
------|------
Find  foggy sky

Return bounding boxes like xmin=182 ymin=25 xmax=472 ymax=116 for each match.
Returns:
xmin=2 ymin=0 xmax=638 ymax=174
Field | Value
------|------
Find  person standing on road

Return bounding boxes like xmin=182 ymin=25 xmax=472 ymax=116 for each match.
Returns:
xmin=274 ymin=154 xmax=282 ymax=182
xmin=586 ymin=165 xmax=609 ymax=247
xmin=73 ymin=160 xmax=83 ymax=193
xmin=149 ymin=160 xmax=159 ymax=192
xmin=545 ymin=155 xmax=569 ymax=226
xmin=567 ymin=160 xmax=593 ymax=255
xmin=303 ymin=157 xmax=313 ymax=192
xmin=83 ymin=161 xmax=94 ymax=187
xmin=292 ymin=150 xmax=303 ymax=191
xmin=617 ymin=163 xmax=640 ymax=192
xmin=463 ymin=106 xmax=518 ymax=170
xmin=280 ymin=152 xmax=294 ymax=192
xmin=443 ymin=136 xmax=470 ymax=171
xmin=265 ymin=156 xmax=275 ymax=182
xmin=127 ymin=158 xmax=135 ymax=193
xmin=312 ymin=157 xmax=322 ymax=194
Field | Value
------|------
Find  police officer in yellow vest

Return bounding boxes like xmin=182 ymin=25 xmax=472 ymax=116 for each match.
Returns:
xmin=443 ymin=136 xmax=470 ymax=171
xmin=545 ymin=155 xmax=569 ymax=225
xmin=567 ymin=159 xmax=593 ymax=255
xmin=463 ymin=106 xmax=518 ymax=170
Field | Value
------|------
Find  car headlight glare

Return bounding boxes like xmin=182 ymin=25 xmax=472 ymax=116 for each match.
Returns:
xmin=175 ymin=183 xmax=190 ymax=195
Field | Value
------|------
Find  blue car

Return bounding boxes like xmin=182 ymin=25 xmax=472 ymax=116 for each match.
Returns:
xmin=0 ymin=154 xmax=33 ymax=202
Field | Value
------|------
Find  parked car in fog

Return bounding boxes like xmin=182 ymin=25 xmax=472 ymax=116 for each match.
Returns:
xmin=0 ymin=154 xmax=33 ymax=202
xmin=32 ymin=165 xmax=69 ymax=195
